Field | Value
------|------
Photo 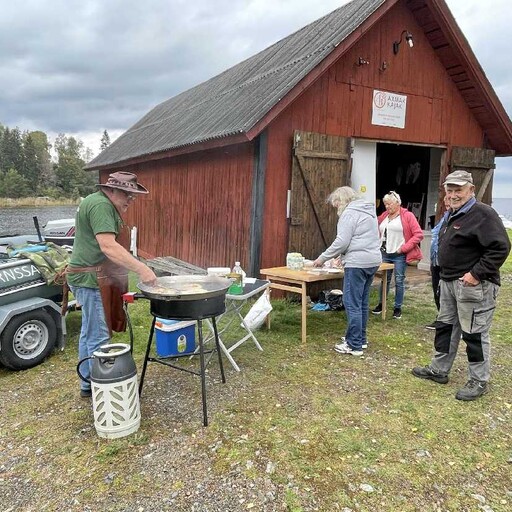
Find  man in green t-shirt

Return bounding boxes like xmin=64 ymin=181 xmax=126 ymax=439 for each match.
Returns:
xmin=68 ymin=171 xmax=156 ymax=398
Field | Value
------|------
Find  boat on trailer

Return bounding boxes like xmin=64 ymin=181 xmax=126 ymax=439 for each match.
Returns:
xmin=0 ymin=218 xmax=75 ymax=252
xmin=0 ymin=216 xmax=74 ymax=369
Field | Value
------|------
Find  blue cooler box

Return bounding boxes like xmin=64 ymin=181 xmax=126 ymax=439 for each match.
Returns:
xmin=155 ymin=319 xmax=196 ymax=357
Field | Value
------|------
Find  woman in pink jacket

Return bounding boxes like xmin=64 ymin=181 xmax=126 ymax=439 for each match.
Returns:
xmin=372 ymin=191 xmax=423 ymax=319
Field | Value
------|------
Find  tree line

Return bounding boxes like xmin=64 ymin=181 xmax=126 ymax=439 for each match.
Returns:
xmin=0 ymin=123 xmax=111 ymax=199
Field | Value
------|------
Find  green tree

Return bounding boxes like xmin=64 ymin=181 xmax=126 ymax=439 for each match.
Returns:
xmin=54 ymin=134 xmax=96 ymax=197
xmin=0 ymin=127 xmax=24 ymax=173
xmin=0 ymin=124 xmax=6 ymax=171
xmin=100 ymin=130 xmax=111 ymax=151
xmin=0 ymin=168 xmax=30 ymax=198
xmin=30 ymin=130 xmax=55 ymax=188
xmin=21 ymin=132 xmax=40 ymax=188
xmin=0 ymin=123 xmax=5 ymax=154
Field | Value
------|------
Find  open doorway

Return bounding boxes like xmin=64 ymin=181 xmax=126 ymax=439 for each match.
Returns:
xmin=376 ymin=143 xmax=431 ymax=227
xmin=351 ymin=140 xmax=445 ymax=230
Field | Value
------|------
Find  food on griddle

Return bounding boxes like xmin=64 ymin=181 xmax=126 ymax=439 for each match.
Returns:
xmin=150 ymin=285 xmax=177 ymax=295
xmin=148 ymin=282 xmax=209 ymax=295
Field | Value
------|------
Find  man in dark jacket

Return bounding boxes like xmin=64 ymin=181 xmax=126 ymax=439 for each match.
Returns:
xmin=412 ymin=170 xmax=511 ymax=400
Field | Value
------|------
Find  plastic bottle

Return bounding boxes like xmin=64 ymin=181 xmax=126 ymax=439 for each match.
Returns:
xmin=229 ymin=261 xmax=244 ymax=294
xmin=234 ymin=261 xmax=246 ymax=281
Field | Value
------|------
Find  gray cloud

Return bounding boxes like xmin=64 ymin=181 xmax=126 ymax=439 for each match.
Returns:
xmin=1 ymin=0 xmax=349 ymax=133
xmin=1 ymin=0 xmax=510 ymax=193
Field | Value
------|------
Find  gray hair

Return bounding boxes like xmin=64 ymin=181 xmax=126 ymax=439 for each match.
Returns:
xmin=383 ymin=190 xmax=401 ymax=205
xmin=327 ymin=186 xmax=360 ymax=216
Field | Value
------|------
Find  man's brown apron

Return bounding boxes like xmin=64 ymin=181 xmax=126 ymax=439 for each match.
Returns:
xmin=63 ymin=225 xmax=130 ymax=335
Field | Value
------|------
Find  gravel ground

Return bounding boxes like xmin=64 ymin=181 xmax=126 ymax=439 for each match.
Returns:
xmin=0 ymin=361 xmax=311 ymax=512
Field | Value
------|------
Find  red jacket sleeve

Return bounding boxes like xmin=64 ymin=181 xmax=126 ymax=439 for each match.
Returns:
xmin=400 ymin=208 xmax=424 ymax=260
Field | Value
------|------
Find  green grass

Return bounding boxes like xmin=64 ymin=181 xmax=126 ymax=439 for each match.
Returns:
xmin=1 ymin=239 xmax=512 ymax=511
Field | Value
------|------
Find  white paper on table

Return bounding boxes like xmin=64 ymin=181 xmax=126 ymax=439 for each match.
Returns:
xmin=244 ymin=277 xmax=256 ymax=284
xmin=307 ymin=268 xmax=343 ymax=274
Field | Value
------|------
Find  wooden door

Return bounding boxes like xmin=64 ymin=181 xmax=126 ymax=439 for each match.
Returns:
xmin=450 ymin=147 xmax=496 ymax=204
xmin=289 ymin=130 xmax=352 ymax=260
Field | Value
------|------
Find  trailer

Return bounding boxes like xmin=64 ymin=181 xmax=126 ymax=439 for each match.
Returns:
xmin=0 ymin=254 xmax=67 ymax=370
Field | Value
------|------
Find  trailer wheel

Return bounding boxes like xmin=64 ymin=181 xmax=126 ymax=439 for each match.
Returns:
xmin=0 ymin=310 xmax=57 ymax=370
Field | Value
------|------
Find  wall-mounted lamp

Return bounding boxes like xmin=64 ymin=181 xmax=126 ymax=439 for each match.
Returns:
xmin=393 ymin=30 xmax=414 ymax=55
xmin=357 ymin=57 xmax=369 ymax=66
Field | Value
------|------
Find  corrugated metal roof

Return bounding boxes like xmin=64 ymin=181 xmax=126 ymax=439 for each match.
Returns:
xmin=87 ymin=0 xmax=385 ymax=168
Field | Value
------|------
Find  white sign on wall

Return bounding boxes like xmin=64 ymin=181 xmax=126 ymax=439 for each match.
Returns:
xmin=371 ymin=90 xmax=407 ymax=129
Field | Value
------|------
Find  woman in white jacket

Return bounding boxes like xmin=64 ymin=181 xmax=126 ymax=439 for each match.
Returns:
xmin=314 ymin=187 xmax=382 ymax=356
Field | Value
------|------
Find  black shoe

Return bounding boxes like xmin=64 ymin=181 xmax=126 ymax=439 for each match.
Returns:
xmin=80 ymin=389 xmax=92 ymax=398
xmin=425 ymin=321 xmax=437 ymax=330
xmin=392 ymin=307 xmax=402 ymax=319
xmin=411 ymin=365 xmax=449 ymax=384
xmin=371 ymin=304 xmax=382 ymax=315
xmin=455 ymin=379 xmax=488 ymax=401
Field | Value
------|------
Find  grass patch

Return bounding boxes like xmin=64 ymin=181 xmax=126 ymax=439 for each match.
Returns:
xmin=1 ymin=242 xmax=512 ymax=510
xmin=0 ymin=197 xmax=79 ymax=207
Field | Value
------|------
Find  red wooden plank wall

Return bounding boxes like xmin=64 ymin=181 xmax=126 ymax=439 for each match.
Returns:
xmin=260 ymin=0 xmax=485 ymax=269
xmin=106 ymin=143 xmax=254 ymax=269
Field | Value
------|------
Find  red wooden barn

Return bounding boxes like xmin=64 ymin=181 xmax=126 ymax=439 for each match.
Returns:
xmin=86 ymin=0 xmax=512 ymax=276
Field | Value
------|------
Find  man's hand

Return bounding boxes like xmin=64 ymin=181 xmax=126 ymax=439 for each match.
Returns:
xmin=97 ymin=233 xmax=157 ymax=284
xmin=139 ymin=266 xmax=157 ymax=285
xmin=313 ymin=259 xmax=323 ymax=268
xmin=460 ymin=272 xmax=480 ymax=287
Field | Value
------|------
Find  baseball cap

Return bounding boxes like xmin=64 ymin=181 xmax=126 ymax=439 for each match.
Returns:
xmin=443 ymin=170 xmax=473 ymax=186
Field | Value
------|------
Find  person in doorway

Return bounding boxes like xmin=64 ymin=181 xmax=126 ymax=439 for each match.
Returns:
xmin=412 ymin=170 xmax=510 ymax=401
xmin=372 ymin=191 xmax=423 ymax=319
xmin=425 ymin=195 xmax=451 ymax=329
xmin=313 ymin=186 xmax=381 ymax=356
xmin=67 ymin=171 xmax=157 ymax=398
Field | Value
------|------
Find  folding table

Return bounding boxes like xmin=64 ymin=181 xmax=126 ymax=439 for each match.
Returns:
xmin=260 ymin=262 xmax=394 ymax=344
xmin=203 ymin=278 xmax=270 ymax=371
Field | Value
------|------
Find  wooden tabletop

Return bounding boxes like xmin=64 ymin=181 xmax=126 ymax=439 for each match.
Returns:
xmin=260 ymin=266 xmax=343 ymax=283
xmin=260 ymin=262 xmax=393 ymax=283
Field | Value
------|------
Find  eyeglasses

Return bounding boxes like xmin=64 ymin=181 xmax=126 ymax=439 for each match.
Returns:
xmin=387 ymin=191 xmax=400 ymax=201
xmin=122 ymin=191 xmax=136 ymax=201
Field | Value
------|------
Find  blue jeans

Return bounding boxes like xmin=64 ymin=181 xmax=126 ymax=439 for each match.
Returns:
xmin=70 ymin=285 xmax=110 ymax=391
xmin=344 ymin=266 xmax=379 ymax=350
xmin=379 ymin=252 xmax=407 ymax=308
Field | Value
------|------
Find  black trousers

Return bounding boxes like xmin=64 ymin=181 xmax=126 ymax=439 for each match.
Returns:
xmin=431 ymin=264 xmax=441 ymax=310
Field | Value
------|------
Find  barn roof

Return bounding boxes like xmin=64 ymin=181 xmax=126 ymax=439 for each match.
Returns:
xmin=87 ymin=0 xmax=512 ymax=169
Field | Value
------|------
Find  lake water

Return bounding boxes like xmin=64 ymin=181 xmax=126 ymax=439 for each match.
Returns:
xmin=1 ymin=198 xmax=510 ymax=236
xmin=492 ymin=198 xmax=512 ymax=220
xmin=0 ymin=205 xmax=78 ymax=236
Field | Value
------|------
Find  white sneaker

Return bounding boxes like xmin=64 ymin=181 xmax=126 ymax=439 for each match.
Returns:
xmin=339 ymin=337 xmax=367 ymax=350
xmin=334 ymin=341 xmax=363 ymax=356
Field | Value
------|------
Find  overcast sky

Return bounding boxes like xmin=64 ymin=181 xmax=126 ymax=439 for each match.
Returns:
xmin=1 ymin=0 xmax=511 ymax=197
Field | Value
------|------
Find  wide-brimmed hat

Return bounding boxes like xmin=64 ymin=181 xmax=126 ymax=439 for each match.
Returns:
xmin=443 ymin=170 xmax=473 ymax=186
xmin=97 ymin=171 xmax=149 ymax=194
